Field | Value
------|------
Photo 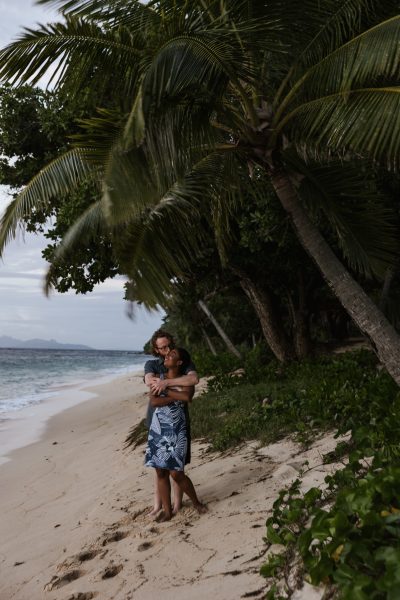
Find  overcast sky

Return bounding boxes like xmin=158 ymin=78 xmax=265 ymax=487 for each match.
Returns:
xmin=0 ymin=1 xmax=163 ymax=350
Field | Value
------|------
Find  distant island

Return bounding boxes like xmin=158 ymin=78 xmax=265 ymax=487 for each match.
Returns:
xmin=0 ymin=336 xmax=93 ymax=350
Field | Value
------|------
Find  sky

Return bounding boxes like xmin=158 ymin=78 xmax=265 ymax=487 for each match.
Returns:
xmin=0 ymin=1 xmax=164 ymax=350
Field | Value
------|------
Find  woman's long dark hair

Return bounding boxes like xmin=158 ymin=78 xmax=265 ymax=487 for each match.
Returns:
xmin=177 ymin=347 xmax=191 ymax=375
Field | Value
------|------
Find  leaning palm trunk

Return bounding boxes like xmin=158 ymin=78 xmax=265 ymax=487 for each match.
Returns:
xmin=237 ymin=273 xmax=295 ymax=363
xmin=198 ymin=299 xmax=241 ymax=359
xmin=285 ymin=271 xmax=312 ymax=360
xmin=270 ymin=167 xmax=400 ymax=385
xmin=201 ymin=326 xmax=217 ymax=355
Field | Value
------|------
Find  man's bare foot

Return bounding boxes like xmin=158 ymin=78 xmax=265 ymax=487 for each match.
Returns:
xmin=194 ymin=502 xmax=207 ymax=514
xmin=172 ymin=505 xmax=182 ymax=515
xmin=155 ymin=510 xmax=172 ymax=523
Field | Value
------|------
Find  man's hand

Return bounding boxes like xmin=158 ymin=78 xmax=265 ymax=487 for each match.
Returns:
xmin=150 ymin=378 xmax=168 ymax=395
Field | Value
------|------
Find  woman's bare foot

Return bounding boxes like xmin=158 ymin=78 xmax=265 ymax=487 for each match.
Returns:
xmin=155 ymin=510 xmax=172 ymax=523
xmin=148 ymin=506 xmax=162 ymax=517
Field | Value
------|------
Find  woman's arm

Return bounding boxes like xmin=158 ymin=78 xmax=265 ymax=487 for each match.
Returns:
xmin=150 ymin=385 xmax=194 ymax=406
xmin=150 ymin=371 xmax=199 ymax=394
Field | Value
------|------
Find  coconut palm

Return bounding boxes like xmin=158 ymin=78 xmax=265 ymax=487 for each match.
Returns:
xmin=1 ymin=0 xmax=400 ymax=380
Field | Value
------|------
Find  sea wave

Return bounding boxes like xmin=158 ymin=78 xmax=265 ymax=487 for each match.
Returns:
xmin=0 ymin=348 xmax=149 ymax=415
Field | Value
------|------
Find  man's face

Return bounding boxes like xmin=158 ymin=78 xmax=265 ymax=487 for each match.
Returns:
xmin=154 ymin=337 xmax=172 ymax=358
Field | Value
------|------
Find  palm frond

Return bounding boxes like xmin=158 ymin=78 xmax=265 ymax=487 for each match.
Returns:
xmin=0 ymin=17 xmax=143 ymax=96
xmin=0 ymin=149 xmax=95 ymax=256
xmin=294 ymin=0 xmax=398 ymax=70
xmin=37 ymin=0 xmax=158 ymax=24
xmin=284 ymin=154 xmax=399 ymax=278
xmin=290 ymin=15 xmax=400 ymax=104
xmin=279 ymin=88 xmax=400 ymax=170
xmin=115 ymin=202 xmax=205 ymax=309
xmin=72 ymin=108 xmax=124 ymax=163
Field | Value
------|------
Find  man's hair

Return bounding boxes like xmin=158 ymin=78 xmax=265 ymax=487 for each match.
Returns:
xmin=150 ymin=329 xmax=175 ymax=356
xmin=177 ymin=347 xmax=191 ymax=375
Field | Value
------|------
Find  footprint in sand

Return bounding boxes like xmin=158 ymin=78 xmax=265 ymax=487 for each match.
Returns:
xmin=101 ymin=530 xmax=129 ymax=546
xmin=58 ymin=548 xmax=101 ymax=570
xmin=66 ymin=593 xmax=96 ymax=600
xmin=44 ymin=569 xmax=83 ymax=591
xmin=77 ymin=549 xmax=101 ymax=562
xmin=100 ymin=563 xmax=123 ymax=579
xmin=137 ymin=541 xmax=153 ymax=551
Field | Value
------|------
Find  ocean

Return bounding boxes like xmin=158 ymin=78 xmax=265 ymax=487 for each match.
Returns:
xmin=0 ymin=348 xmax=149 ymax=416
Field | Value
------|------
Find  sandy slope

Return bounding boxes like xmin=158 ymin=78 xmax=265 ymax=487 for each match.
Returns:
xmin=0 ymin=373 xmax=341 ymax=600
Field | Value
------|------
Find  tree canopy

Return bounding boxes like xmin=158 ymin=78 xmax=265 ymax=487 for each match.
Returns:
xmin=1 ymin=1 xmax=400 ymax=378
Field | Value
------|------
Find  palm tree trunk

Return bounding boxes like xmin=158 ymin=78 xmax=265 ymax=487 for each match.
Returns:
xmin=285 ymin=272 xmax=312 ymax=359
xmin=202 ymin=326 xmax=217 ymax=355
xmin=379 ymin=262 xmax=398 ymax=312
xmin=198 ymin=299 xmax=242 ymax=358
xmin=238 ymin=274 xmax=295 ymax=362
xmin=270 ymin=167 xmax=400 ymax=386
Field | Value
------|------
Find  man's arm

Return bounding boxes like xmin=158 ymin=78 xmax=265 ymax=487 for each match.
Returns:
xmin=150 ymin=370 xmax=199 ymax=394
xmin=150 ymin=385 xmax=195 ymax=406
xmin=144 ymin=372 xmax=159 ymax=386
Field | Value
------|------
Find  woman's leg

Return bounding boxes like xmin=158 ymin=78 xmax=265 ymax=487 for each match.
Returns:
xmin=155 ymin=468 xmax=172 ymax=521
xmin=148 ymin=471 xmax=162 ymax=516
xmin=169 ymin=470 xmax=207 ymax=514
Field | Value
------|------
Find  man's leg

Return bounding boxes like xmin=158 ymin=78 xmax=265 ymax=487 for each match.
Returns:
xmin=169 ymin=470 xmax=207 ymax=514
xmin=172 ymin=478 xmax=184 ymax=514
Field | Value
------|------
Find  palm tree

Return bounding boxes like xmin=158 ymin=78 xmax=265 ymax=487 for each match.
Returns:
xmin=1 ymin=1 xmax=400 ymax=380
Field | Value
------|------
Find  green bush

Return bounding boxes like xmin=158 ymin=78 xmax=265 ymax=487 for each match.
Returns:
xmin=263 ymin=453 xmax=400 ymax=599
xmin=191 ymin=349 xmax=241 ymax=377
xmin=191 ymin=350 xmax=400 ymax=452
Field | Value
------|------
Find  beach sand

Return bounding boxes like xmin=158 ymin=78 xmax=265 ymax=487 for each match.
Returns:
xmin=0 ymin=372 xmax=341 ymax=600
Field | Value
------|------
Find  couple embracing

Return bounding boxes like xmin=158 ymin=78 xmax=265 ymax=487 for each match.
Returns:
xmin=144 ymin=329 xmax=207 ymax=521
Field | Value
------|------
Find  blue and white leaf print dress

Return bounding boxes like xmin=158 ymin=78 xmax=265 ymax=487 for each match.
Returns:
xmin=145 ymin=376 xmax=187 ymax=471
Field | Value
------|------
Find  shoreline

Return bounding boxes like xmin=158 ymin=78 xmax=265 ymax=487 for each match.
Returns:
xmin=0 ymin=368 xmax=144 ymax=466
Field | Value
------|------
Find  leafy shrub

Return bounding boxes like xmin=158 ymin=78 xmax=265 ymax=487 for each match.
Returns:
xmin=191 ymin=349 xmax=241 ymax=377
xmin=191 ymin=350 xmax=400 ymax=452
xmin=263 ymin=453 xmax=400 ymax=599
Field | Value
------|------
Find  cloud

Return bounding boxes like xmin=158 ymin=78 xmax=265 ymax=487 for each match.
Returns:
xmin=0 ymin=3 xmax=165 ymax=349
xmin=0 ymin=1 xmax=60 ymax=48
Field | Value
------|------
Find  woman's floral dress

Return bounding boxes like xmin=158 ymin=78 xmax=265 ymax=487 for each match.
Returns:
xmin=145 ymin=378 xmax=187 ymax=471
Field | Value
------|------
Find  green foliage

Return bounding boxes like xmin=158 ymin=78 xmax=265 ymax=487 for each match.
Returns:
xmin=302 ymin=463 xmax=400 ymax=597
xmin=191 ymin=344 xmax=400 ymax=600
xmin=190 ymin=350 xmax=399 ymax=452
xmin=41 ymin=179 xmax=119 ymax=293
xmin=124 ymin=419 xmax=148 ymax=450
xmin=0 ymin=84 xmax=119 ymax=293
xmin=263 ymin=451 xmax=400 ymax=599
xmin=0 ymin=84 xmax=95 ymax=189
xmin=191 ymin=349 xmax=241 ymax=378
xmin=243 ymin=350 xmax=400 ymax=598
xmin=1 ymin=0 xmax=400 ymax=350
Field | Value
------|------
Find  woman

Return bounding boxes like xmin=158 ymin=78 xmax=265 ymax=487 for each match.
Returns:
xmin=145 ymin=348 xmax=206 ymax=521
xmin=144 ymin=329 xmax=198 ymax=515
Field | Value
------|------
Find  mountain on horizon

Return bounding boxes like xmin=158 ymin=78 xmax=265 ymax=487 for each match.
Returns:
xmin=0 ymin=335 xmax=93 ymax=350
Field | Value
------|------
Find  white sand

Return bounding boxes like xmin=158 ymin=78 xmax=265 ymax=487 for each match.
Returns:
xmin=0 ymin=372 xmax=342 ymax=600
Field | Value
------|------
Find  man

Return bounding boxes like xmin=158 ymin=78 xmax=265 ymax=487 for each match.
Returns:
xmin=144 ymin=329 xmax=199 ymax=515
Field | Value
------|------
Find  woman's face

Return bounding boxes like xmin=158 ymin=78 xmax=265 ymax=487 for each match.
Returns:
xmin=164 ymin=349 xmax=181 ymax=368
xmin=154 ymin=336 xmax=172 ymax=357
